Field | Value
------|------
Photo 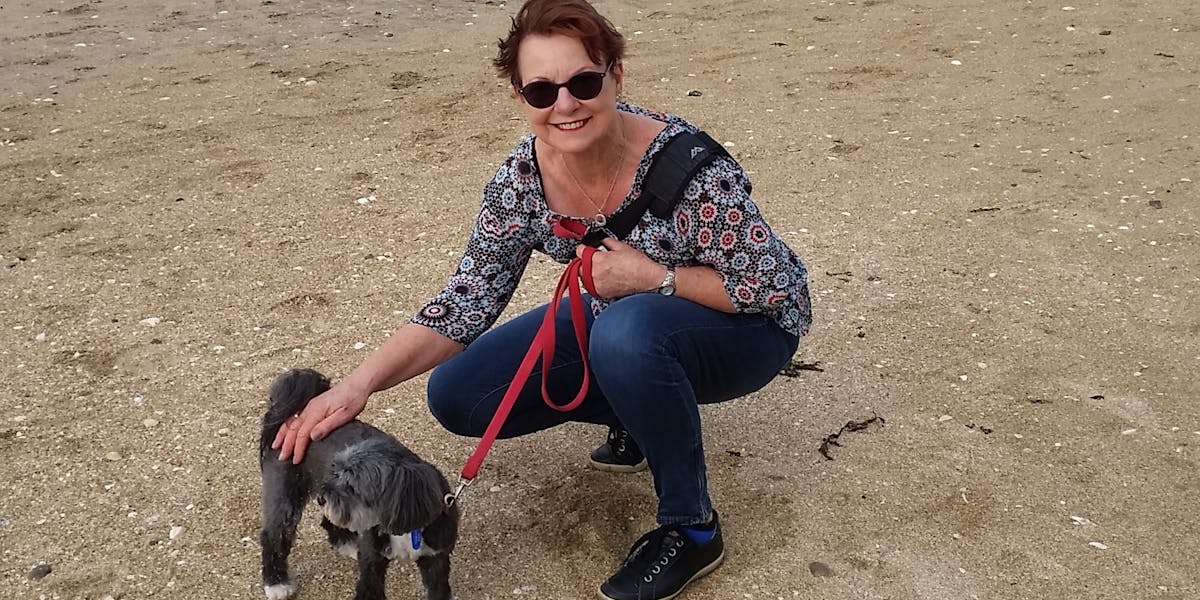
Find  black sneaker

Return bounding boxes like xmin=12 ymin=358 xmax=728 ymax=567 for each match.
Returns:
xmin=589 ymin=426 xmax=648 ymax=473
xmin=598 ymin=514 xmax=725 ymax=600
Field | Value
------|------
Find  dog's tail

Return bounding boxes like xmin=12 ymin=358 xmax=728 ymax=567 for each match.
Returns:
xmin=260 ymin=368 xmax=331 ymax=460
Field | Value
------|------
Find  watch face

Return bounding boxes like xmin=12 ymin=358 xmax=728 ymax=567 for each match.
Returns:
xmin=658 ymin=267 xmax=676 ymax=295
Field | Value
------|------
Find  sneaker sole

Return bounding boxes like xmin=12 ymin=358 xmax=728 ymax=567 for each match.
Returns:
xmin=595 ymin=550 xmax=725 ymax=600
xmin=587 ymin=457 xmax=649 ymax=473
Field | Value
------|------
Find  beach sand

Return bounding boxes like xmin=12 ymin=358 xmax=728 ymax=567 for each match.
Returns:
xmin=2 ymin=0 xmax=1197 ymax=598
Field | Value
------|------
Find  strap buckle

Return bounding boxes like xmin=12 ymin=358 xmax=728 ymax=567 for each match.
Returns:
xmin=444 ymin=477 xmax=472 ymax=507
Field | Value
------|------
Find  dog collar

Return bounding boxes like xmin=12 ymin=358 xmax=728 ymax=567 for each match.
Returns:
xmin=410 ymin=529 xmax=423 ymax=550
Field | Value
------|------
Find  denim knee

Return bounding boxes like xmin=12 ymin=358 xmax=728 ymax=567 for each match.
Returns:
xmin=425 ymin=361 xmax=479 ymax=437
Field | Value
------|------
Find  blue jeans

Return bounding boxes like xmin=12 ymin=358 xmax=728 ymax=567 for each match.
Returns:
xmin=427 ymin=293 xmax=799 ymax=526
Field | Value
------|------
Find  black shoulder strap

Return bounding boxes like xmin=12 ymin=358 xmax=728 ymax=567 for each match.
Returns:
xmin=641 ymin=130 xmax=729 ymax=219
xmin=583 ymin=130 xmax=728 ymax=247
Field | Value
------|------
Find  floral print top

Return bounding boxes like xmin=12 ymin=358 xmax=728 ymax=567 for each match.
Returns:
xmin=412 ymin=104 xmax=811 ymax=345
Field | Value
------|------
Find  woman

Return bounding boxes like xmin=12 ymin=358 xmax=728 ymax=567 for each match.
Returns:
xmin=274 ymin=1 xmax=811 ymax=598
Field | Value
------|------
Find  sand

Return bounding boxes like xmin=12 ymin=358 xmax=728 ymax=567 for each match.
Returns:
xmin=2 ymin=0 xmax=1197 ymax=599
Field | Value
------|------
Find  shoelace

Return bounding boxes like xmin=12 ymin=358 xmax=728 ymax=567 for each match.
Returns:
xmin=623 ymin=527 xmax=687 ymax=583
xmin=608 ymin=427 xmax=630 ymax=454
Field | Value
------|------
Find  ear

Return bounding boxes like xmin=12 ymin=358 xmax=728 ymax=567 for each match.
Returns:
xmin=611 ymin=61 xmax=624 ymax=97
xmin=379 ymin=462 xmax=448 ymax=534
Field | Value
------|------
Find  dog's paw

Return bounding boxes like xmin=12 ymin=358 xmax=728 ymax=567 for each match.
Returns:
xmin=334 ymin=540 xmax=358 ymax=560
xmin=264 ymin=581 xmax=296 ymax=600
xmin=382 ymin=534 xmax=404 ymax=560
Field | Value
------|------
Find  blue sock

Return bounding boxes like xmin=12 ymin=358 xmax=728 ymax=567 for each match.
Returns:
xmin=681 ymin=521 xmax=716 ymax=545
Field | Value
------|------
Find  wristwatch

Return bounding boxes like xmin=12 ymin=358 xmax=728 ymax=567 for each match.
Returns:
xmin=657 ymin=265 xmax=677 ymax=296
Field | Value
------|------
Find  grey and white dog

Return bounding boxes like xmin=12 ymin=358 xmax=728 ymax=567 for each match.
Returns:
xmin=259 ymin=368 xmax=459 ymax=600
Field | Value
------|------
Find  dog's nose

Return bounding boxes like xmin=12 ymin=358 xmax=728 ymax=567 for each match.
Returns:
xmin=316 ymin=495 xmax=326 ymax=507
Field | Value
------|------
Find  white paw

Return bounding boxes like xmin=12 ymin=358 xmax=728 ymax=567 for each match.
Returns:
xmin=383 ymin=534 xmax=405 ymax=560
xmin=264 ymin=581 xmax=296 ymax=600
xmin=335 ymin=541 xmax=358 ymax=560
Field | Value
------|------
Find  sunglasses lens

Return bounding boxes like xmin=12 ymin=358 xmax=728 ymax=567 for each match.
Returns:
xmin=520 ymin=72 xmax=606 ymax=109
xmin=521 ymin=82 xmax=558 ymax=109
xmin=566 ymin=72 xmax=605 ymax=101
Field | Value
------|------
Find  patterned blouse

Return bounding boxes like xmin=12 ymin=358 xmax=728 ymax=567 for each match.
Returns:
xmin=412 ymin=104 xmax=811 ymax=345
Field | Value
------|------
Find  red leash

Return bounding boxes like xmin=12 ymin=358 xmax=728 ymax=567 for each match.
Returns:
xmin=448 ymin=219 xmax=600 ymax=504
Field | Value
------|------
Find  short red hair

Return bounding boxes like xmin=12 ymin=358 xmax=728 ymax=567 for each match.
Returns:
xmin=494 ymin=0 xmax=626 ymax=86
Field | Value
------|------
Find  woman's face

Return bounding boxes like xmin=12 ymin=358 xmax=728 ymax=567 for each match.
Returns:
xmin=514 ymin=33 xmax=623 ymax=155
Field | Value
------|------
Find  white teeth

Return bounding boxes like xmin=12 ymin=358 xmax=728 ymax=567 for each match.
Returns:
xmin=557 ymin=120 xmax=585 ymax=130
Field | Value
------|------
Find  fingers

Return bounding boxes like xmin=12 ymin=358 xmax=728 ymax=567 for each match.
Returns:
xmin=309 ymin=407 xmax=349 ymax=443
xmin=271 ymin=408 xmax=354 ymax=464
xmin=290 ymin=416 xmax=316 ymax=464
xmin=271 ymin=413 xmax=303 ymax=462
xmin=271 ymin=420 xmax=289 ymax=450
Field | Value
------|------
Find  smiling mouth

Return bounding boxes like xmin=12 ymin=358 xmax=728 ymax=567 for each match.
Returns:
xmin=554 ymin=118 xmax=589 ymax=131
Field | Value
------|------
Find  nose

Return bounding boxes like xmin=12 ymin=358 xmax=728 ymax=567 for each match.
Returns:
xmin=554 ymin=86 xmax=580 ymax=111
xmin=316 ymin=495 xmax=326 ymax=507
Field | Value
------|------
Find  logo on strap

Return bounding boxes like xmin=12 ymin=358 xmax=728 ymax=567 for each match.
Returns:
xmin=690 ymin=146 xmax=705 ymax=159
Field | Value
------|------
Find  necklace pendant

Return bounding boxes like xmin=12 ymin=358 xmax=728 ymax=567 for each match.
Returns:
xmin=593 ymin=213 xmax=607 ymax=227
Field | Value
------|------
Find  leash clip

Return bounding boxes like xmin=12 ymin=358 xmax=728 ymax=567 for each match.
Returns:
xmin=445 ymin=476 xmax=473 ymax=507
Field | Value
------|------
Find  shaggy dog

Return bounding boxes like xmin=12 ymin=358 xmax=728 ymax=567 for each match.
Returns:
xmin=259 ymin=368 xmax=459 ymax=600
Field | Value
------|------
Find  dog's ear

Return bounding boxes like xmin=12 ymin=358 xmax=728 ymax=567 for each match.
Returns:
xmin=261 ymin=368 xmax=332 ymax=458
xmin=378 ymin=462 xmax=448 ymax=535
xmin=264 ymin=369 xmax=330 ymax=426
xmin=269 ymin=368 xmax=331 ymax=409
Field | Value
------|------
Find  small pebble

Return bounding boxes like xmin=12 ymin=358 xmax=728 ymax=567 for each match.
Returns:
xmin=808 ymin=561 xmax=835 ymax=577
xmin=104 ymin=451 xmax=123 ymax=461
xmin=143 ymin=418 xmax=158 ymax=427
xmin=28 ymin=563 xmax=52 ymax=580
xmin=1088 ymin=541 xmax=1108 ymax=550
xmin=139 ymin=317 xmax=162 ymax=327
xmin=216 ymin=428 xmax=231 ymax=436
xmin=170 ymin=525 xmax=185 ymax=540
xmin=686 ymin=89 xmax=703 ymax=97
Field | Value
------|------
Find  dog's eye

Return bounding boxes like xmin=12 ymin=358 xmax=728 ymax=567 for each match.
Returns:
xmin=333 ymin=471 xmax=355 ymax=493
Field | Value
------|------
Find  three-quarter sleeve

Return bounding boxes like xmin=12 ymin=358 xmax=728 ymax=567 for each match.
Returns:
xmin=411 ymin=154 xmax=540 ymax=345
xmin=672 ymin=155 xmax=812 ymax=335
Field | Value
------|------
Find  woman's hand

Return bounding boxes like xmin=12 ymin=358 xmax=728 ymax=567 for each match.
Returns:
xmin=576 ymin=237 xmax=664 ymax=298
xmin=272 ymin=381 xmax=369 ymax=464
xmin=269 ymin=324 xmax=465 ymax=464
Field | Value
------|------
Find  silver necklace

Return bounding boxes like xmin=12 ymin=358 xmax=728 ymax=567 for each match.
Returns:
xmin=561 ymin=121 xmax=627 ymax=228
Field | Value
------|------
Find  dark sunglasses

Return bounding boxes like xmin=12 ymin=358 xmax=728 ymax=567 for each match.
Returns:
xmin=518 ymin=70 xmax=607 ymax=109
